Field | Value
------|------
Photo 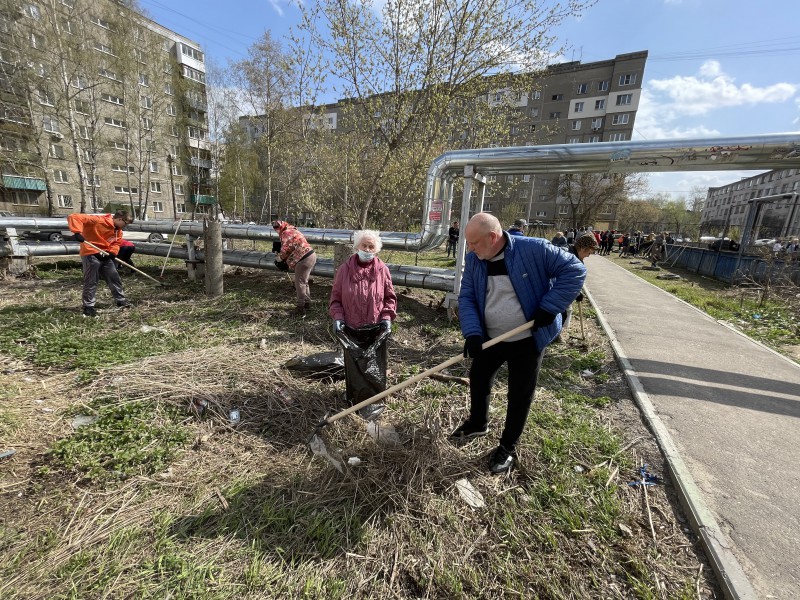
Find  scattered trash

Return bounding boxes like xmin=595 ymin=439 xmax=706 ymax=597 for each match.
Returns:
xmin=0 ymin=449 xmax=16 ymax=460
xmin=41 ymin=407 xmax=54 ymax=413
xmin=656 ymin=273 xmax=681 ymax=280
xmin=71 ymin=415 xmax=98 ymax=429
xmin=618 ymin=523 xmax=633 ymax=536
xmin=752 ymin=314 xmax=762 ymax=320
xmin=627 ymin=464 xmax=664 ymax=487
xmin=229 ymin=409 xmax=241 ymax=424
xmin=347 ymin=457 xmax=362 ymax=467
xmin=139 ymin=324 xmax=167 ymax=334
xmin=309 ymin=435 xmax=343 ymax=473
xmin=259 ymin=338 xmax=267 ymax=350
xmin=285 ymin=351 xmax=345 ymax=379
xmin=366 ymin=421 xmax=402 ymax=446
xmin=574 ymin=465 xmax=585 ymax=473
xmin=455 ymin=478 xmax=485 ymax=508
xmin=580 ymin=369 xmax=595 ymax=377
xmin=191 ymin=398 xmax=208 ymax=416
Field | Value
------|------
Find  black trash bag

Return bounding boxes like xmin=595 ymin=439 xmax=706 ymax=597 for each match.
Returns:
xmin=335 ymin=324 xmax=390 ymax=404
xmin=285 ymin=350 xmax=345 ymax=380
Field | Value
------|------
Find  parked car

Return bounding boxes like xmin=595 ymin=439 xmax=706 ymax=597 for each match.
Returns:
xmin=0 ymin=210 xmax=16 ymax=218
xmin=709 ymin=238 xmax=740 ymax=251
xmin=753 ymin=238 xmax=778 ymax=246
xmin=22 ymin=229 xmax=74 ymax=242
xmin=123 ymin=231 xmax=166 ymax=243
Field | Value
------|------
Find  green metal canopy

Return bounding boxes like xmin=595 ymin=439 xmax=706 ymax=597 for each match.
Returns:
xmin=2 ymin=175 xmax=47 ymax=191
xmin=190 ymin=194 xmax=216 ymax=205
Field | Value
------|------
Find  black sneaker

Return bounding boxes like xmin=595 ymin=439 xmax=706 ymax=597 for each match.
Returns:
xmin=82 ymin=306 xmax=96 ymax=318
xmin=357 ymin=403 xmax=385 ymax=421
xmin=450 ymin=420 xmax=488 ymax=441
xmin=488 ymin=445 xmax=516 ymax=474
xmin=117 ymin=300 xmax=132 ymax=309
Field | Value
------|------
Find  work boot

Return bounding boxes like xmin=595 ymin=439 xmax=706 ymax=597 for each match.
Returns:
xmin=117 ymin=300 xmax=132 ymax=309
xmin=82 ymin=306 xmax=96 ymax=318
xmin=357 ymin=403 xmax=386 ymax=421
xmin=488 ymin=445 xmax=516 ymax=474
xmin=450 ymin=420 xmax=488 ymax=441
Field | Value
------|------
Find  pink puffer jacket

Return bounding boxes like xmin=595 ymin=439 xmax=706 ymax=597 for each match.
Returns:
xmin=329 ymin=254 xmax=397 ymax=328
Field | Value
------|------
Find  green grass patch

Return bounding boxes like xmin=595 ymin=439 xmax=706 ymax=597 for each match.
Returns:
xmin=47 ymin=400 xmax=188 ymax=482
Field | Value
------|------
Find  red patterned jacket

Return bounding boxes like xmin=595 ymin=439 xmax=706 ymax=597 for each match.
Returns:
xmin=274 ymin=221 xmax=314 ymax=269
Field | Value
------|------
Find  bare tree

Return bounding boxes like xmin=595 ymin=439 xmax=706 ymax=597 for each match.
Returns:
xmin=558 ymin=172 xmax=646 ymax=229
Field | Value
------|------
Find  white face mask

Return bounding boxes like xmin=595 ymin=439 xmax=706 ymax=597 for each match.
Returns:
xmin=357 ymin=249 xmax=375 ymax=262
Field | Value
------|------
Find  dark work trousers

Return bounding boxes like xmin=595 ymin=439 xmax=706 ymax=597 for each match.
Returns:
xmin=81 ymin=254 xmax=126 ymax=308
xmin=469 ymin=335 xmax=544 ymax=451
xmin=116 ymin=245 xmax=135 ymax=271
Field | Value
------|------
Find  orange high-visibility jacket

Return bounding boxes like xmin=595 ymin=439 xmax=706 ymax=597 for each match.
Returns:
xmin=67 ymin=213 xmax=123 ymax=257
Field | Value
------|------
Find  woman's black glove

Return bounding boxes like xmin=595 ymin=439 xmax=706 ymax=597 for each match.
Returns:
xmin=73 ymin=233 xmax=85 ymax=242
xmin=575 ymin=292 xmax=584 ymax=303
xmin=532 ymin=308 xmax=556 ymax=330
xmin=463 ymin=335 xmax=483 ymax=358
xmin=274 ymin=260 xmax=289 ymax=272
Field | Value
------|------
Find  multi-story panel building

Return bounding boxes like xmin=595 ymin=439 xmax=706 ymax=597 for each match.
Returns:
xmin=0 ymin=0 xmax=212 ymax=220
xmin=701 ymin=168 xmax=800 ymax=238
xmin=240 ymin=51 xmax=646 ymax=227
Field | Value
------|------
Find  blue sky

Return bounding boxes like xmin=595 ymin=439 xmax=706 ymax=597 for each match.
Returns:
xmin=140 ymin=0 xmax=800 ymax=200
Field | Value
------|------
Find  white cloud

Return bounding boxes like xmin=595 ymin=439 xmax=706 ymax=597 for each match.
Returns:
xmin=647 ymin=60 xmax=797 ymax=116
xmin=268 ymin=0 xmax=284 ymax=16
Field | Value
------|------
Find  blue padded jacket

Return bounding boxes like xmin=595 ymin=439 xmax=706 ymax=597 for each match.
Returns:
xmin=459 ymin=233 xmax=586 ymax=352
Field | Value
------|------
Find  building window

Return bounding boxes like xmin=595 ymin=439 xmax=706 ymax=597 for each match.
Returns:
xmin=530 ymin=107 xmax=539 ymax=117
xmin=166 ymin=104 xmax=176 ymax=116
xmin=53 ymin=169 xmax=68 ymax=182
xmin=142 ymin=117 xmax=153 ymax=130
xmin=30 ymin=32 xmax=45 ymax=49
xmin=42 ymin=116 xmax=60 ymax=134
xmin=83 ymin=149 xmax=93 ymax=162
xmin=591 ymin=118 xmax=603 ymax=130
xmin=532 ymin=91 xmax=541 ymax=99
xmin=150 ymin=181 xmax=162 ymax=193
xmin=101 ymin=93 xmax=124 ymax=105
xmin=568 ymin=137 xmax=580 ymax=144
xmin=523 ymin=174 xmax=531 ymax=182
xmin=619 ymin=73 xmax=637 ymax=86
xmin=559 ymin=206 xmax=568 ymax=215
xmin=589 ymin=135 xmax=600 ymax=143
xmin=616 ymin=94 xmax=633 ymax=106
xmin=182 ymin=65 xmax=205 ymax=83
xmin=104 ymin=117 xmax=126 ymax=128
xmin=175 ymin=184 xmax=184 ymax=195
xmin=600 ymin=204 xmax=612 ymax=214
xmin=574 ymin=101 xmax=584 ymax=112
xmin=57 ymin=194 xmax=73 ymax=208
xmin=170 ymin=125 xmax=179 ymax=137
xmin=595 ymin=99 xmax=605 ymax=110
xmin=134 ymin=48 xmax=145 ymax=63
xmin=50 ymin=144 xmax=65 ymax=159
xmin=609 ymin=132 xmax=626 ymax=141
xmin=536 ymin=210 xmax=546 ymax=217
xmin=90 ymin=15 xmax=111 ymax=28
xmin=551 ymin=94 xmax=563 ymax=101
xmin=114 ymin=185 xmax=138 ymax=194
xmin=152 ymin=201 xmax=164 ymax=213
xmin=99 ymin=67 xmax=120 ymax=81
xmin=109 ymin=141 xmax=131 ymax=151
xmin=91 ymin=175 xmax=100 ymax=187
xmin=11 ymin=191 xmax=40 ymax=205
xmin=111 ymin=164 xmax=134 ymax=173
xmin=612 ymin=113 xmax=629 ymax=125
xmin=549 ymin=112 xmax=561 ymax=119
xmin=571 ymin=120 xmax=582 ymax=130
xmin=94 ymin=42 xmax=114 ymax=55
xmin=171 ymin=164 xmax=183 ymax=176
xmin=150 ymin=160 xmax=159 ymax=173
xmin=38 ymin=89 xmax=54 ymax=105
xmin=181 ymin=45 xmax=204 ymax=62
xmin=576 ymin=83 xmax=587 ymax=95
xmin=176 ymin=203 xmax=186 ymax=213
xmin=22 ymin=4 xmax=40 ymax=19
xmin=165 ymin=83 xmax=174 ymax=95
xmin=72 ymin=75 xmax=89 ymax=89
xmin=598 ymin=80 xmax=609 ymax=92
xmin=138 ymin=73 xmax=150 ymax=86
xmin=74 ymin=100 xmax=90 ymax=114
xmin=141 ymin=96 xmax=153 ymax=109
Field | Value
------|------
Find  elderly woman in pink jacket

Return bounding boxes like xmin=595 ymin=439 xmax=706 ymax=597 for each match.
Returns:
xmin=329 ymin=230 xmax=397 ymax=421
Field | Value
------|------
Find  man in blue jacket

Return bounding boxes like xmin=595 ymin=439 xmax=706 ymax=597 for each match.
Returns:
xmin=453 ymin=213 xmax=586 ymax=473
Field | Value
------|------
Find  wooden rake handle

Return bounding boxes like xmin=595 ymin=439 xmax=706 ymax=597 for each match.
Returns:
xmin=82 ymin=240 xmax=164 ymax=286
xmin=322 ymin=319 xmax=535 ymax=426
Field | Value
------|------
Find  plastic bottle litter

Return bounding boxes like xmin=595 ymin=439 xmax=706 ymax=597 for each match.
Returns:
xmin=229 ymin=409 xmax=241 ymax=424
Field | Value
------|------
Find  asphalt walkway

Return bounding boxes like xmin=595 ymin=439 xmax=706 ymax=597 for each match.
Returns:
xmin=585 ymin=255 xmax=800 ymax=600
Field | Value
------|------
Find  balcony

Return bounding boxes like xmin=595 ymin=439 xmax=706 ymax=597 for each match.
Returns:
xmin=190 ymin=157 xmax=212 ymax=169
xmin=190 ymin=194 xmax=216 ymax=205
xmin=2 ymin=175 xmax=47 ymax=191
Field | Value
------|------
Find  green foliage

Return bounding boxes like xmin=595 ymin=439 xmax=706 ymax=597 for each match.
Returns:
xmin=48 ymin=400 xmax=188 ymax=482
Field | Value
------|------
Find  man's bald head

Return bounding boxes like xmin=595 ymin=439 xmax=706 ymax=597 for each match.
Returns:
xmin=464 ymin=213 xmax=505 ymax=260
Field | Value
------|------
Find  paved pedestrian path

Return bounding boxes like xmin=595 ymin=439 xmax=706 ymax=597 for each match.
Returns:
xmin=585 ymin=255 xmax=800 ymax=600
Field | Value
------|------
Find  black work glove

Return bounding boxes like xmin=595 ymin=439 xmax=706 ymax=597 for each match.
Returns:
xmin=532 ymin=308 xmax=557 ymax=331
xmin=333 ymin=320 xmax=345 ymax=333
xmin=575 ymin=292 xmax=584 ymax=303
xmin=380 ymin=319 xmax=392 ymax=333
xmin=274 ymin=260 xmax=289 ymax=272
xmin=463 ymin=335 xmax=483 ymax=359
xmin=73 ymin=233 xmax=85 ymax=242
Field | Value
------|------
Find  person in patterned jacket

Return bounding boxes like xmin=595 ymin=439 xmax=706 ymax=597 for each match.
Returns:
xmin=272 ymin=220 xmax=317 ymax=316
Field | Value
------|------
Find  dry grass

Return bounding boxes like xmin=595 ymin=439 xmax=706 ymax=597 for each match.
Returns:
xmin=0 ymin=256 xmax=720 ymax=599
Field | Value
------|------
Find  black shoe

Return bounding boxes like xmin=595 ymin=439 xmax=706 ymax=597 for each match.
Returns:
xmin=488 ymin=445 xmax=516 ymax=474
xmin=357 ymin=403 xmax=385 ymax=421
xmin=450 ymin=420 xmax=488 ymax=441
xmin=117 ymin=301 xmax=132 ymax=309
xmin=82 ymin=306 xmax=96 ymax=318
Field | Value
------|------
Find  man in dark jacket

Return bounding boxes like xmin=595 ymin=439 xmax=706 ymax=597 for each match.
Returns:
xmin=507 ymin=219 xmax=527 ymax=237
xmin=446 ymin=220 xmax=459 ymax=257
xmin=452 ymin=213 xmax=586 ymax=473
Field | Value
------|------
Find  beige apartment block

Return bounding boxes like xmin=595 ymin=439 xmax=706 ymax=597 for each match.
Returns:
xmin=0 ymin=0 xmax=213 ymax=221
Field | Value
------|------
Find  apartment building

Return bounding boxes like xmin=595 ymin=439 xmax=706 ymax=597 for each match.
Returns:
xmin=0 ymin=0 xmax=212 ymax=220
xmin=701 ymin=168 xmax=800 ymax=238
xmin=241 ymin=51 xmax=647 ymax=227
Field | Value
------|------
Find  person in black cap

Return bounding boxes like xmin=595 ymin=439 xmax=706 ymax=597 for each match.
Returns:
xmin=507 ymin=219 xmax=527 ymax=237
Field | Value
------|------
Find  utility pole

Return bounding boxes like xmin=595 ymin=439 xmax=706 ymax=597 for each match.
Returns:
xmin=167 ymin=154 xmax=177 ymax=218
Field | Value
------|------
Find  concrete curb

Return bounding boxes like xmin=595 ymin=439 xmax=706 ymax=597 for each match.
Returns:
xmin=583 ymin=287 xmax=758 ymax=600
